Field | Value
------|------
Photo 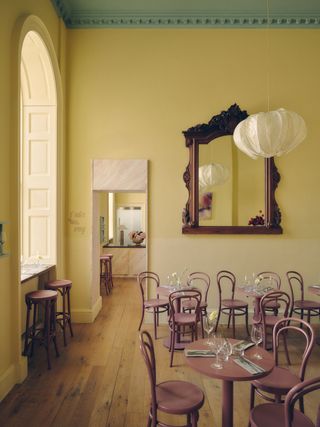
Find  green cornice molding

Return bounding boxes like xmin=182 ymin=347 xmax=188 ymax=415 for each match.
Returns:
xmin=51 ymin=1 xmax=320 ymax=29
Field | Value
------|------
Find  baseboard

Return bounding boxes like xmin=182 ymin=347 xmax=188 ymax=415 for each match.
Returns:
xmin=71 ymin=296 xmax=102 ymax=323
xmin=0 ymin=357 xmax=28 ymax=402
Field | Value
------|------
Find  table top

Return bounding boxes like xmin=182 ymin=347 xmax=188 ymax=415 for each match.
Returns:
xmin=237 ymin=285 xmax=274 ymax=298
xmin=184 ymin=338 xmax=274 ymax=382
xmin=308 ymin=285 xmax=320 ymax=296
xmin=157 ymin=285 xmax=196 ymax=297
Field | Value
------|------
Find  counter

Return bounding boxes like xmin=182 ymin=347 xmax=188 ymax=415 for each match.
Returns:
xmin=102 ymin=246 xmax=146 ymax=276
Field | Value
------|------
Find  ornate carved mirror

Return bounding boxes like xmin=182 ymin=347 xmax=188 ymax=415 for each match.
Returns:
xmin=182 ymin=104 xmax=282 ymax=234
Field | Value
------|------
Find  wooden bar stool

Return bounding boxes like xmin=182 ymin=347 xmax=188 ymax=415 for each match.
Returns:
xmin=23 ymin=289 xmax=59 ymax=370
xmin=46 ymin=279 xmax=74 ymax=347
xmin=100 ymin=254 xmax=113 ymax=294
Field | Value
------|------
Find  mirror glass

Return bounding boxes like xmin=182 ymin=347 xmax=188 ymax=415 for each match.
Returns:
xmin=182 ymin=104 xmax=282 ymax=234
xmin=198 ymin=136 xmax=264 ymax=226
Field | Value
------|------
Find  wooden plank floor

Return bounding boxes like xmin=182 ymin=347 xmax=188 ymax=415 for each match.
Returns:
xmin=0 ymin=278 xmax=319 ymax=427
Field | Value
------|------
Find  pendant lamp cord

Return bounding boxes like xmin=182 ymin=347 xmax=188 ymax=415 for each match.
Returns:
xmin=266 ymin=0 xmax=270 ymax=112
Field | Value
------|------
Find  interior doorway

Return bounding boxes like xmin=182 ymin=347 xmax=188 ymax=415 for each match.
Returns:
xmin=91 ymin=160 xmax=148 ymax=307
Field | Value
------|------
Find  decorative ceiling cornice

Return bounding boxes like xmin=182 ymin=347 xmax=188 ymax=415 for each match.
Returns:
xmin=51 ymin=1 xmax=320 ymax=29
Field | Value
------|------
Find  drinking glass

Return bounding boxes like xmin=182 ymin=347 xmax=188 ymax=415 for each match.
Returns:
xmin=211 ymin=334 xmax=224 ymax=369
xmin=203 ymin=313 xmax=215 ymax=345
xmin=251 ymin=324 xmax=263 ymax=359
xmin=220 ymin=338 xmax=233 ymax=362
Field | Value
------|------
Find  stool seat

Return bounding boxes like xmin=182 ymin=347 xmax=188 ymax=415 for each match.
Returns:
xmin=24 ymin=289 xmax=59 ymax=369
xmin=26 ymin=289 xmax=58 ymax=301
xmin=46 ymin=279 xmax=74 ymax=347
xmin=47 ymin=279 xmax=72 ymax=289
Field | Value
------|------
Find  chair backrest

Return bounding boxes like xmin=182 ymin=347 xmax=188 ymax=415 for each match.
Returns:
xmin=286 ymin=271 xmax=304 ymax=305
xmin=187 ymin=272 xmax=210 ymax=302
xmin=139 ymin=330 xmax=158 ymax=421
xmin=257 ymin=271 xmax=281 ymax=290
xmin=217 ymin=270 xmax=236 ymax=303
xmin=169 ymin=289 xmax=202 ymax=318
xmin=260 ymin=290 xmax=291 ymax=323
xmin=137 ymin=271 xmax=160 ymax=302
xmin=272 ymin=317 xmax=315 ymax=381
xmin=284 ymin=376 xmax=320 ymax=427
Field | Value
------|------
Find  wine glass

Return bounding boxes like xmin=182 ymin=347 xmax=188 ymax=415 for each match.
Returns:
xmin=211 ymin=334 xmax=224 ymax=369
xmin=204 ymin=313 xmax=215 ymax=345
xmin=251 ymin=324 xmax=263 ymax=359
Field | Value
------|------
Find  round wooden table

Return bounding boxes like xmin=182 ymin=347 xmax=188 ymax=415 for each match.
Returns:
xmin=237 ymin=286 xmax=274 ymax=322
xmin=308 ymin=285 xmax=320 ymax=296
xmin=184 ymin=338 xmax=275 ymax=427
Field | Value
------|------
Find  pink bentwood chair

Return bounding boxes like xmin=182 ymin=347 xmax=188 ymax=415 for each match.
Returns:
xmin=216 ymin=270 xmax=250 ymax=338
xmin=138 ymin=272 xmax=169 ymax=340
xmin=183 ymin=272 xmax=211 ymax=338
xmin=287 ymin=271 xmax=320 ymax=323
xmin=254 ymin=290 xmax=291 ymax=352
xmin=140 ymin=330 xmax=205 ymax=427
xmin=168 ymin=289 xmax=201 ymax=367
xmin=249 ymin=317 xmax=315 ymax=422
xmin=256 ymin=271 xmax=281 ymax=315
xmin=250 ymin=376 xmax=320 ymax=427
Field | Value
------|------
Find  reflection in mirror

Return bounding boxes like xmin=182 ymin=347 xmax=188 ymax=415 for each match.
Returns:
xmin=198 ymin=136 xmax=264 ymax=226
xmin=182 ymin=104 xmax=282 ymax=234
xmin=98 ymin=192 xmax=146 ymax=246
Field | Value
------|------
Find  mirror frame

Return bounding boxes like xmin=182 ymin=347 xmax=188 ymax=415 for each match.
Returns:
xmin=182 ymin=104 xmax=282 ymax=234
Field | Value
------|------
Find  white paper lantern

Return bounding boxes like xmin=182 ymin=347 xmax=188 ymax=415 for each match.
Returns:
xmin=233 ymin=108 xmax=307 ymax=159
xmin=199 ymin=163 xmax=229 ymax=189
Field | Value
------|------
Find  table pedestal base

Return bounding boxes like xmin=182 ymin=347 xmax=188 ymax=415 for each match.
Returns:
xmin=163 ymin=336 xmax=189 ymax=350
xmin=222 ymin=380 xmax=233 ymax=427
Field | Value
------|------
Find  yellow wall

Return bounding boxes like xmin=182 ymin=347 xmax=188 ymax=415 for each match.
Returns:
xmin=0 ymin=1 xmax=63 ymax=400
xmin=67 ymin=28 xmax=320 ymax=313
xmin=2 ymin=7 xmax=320 ymax=401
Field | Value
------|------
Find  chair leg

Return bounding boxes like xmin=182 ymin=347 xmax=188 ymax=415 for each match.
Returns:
xmin=191 ymin=411 xmax=198 ymax=427
xmin=307 ymin=310 xmax=311 ymax=324
xmin=153 ymin=309 xmax=157 ymax=339
xmin=250 ymin=384 xmax=255 ymax=409
xmin=215 ymin=311 xmax=221 ymax=333
xmin=232 ymin=310 xmax=235 ymax=338
xmin=227 ymin=309 xmax=231 ymax=329
xmin=200 ymin=312 xmax=204 ymax=339
xmin=138 ymin=307 xmax=145 ymax=331
xmin=275 ymin=394 xmax=282 ymax=403
xmin=170 ymin=329 xmax=175 ymax=367
xmin=245 ymin=308 xmax=250 ymax=337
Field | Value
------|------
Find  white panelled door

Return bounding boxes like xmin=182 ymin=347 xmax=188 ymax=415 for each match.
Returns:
xmin=22 ymin=105 xmax=56 ymax=263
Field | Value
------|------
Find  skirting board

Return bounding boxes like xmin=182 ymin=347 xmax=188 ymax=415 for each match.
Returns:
xmin=0 ymin=357 xmax=28 ymax=402
xmin=71 ymin=296 xmax=102 ymax=323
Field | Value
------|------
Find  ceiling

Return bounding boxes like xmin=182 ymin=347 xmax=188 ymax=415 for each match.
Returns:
xmin=51 ymin=0 xmax=320 ymax=28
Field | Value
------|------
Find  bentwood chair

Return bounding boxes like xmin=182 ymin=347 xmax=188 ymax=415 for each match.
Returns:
xmin=183 ymin=272 xmax=211 ymax=338
xmin=286 ymin=271 xmax=320 ymax=323
xmin=256 ymin=271 xmax=281 ymax=315
xmin=140 ymin=330 xmax=205 ymax=427
xmin=137 ymin=272 xmax=169 ymax=340
xmin=249 ymin=317 xmax=315 ymax=425
xmin=250 ymin=376 xmax=320 ymax=427
xmin=168 ymin=289 xmax=201 ymax=367
xmin=216 ymin=270 xmax=250 ymax=338
xmin=253 ymin=290 xmax=291 ymax=352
